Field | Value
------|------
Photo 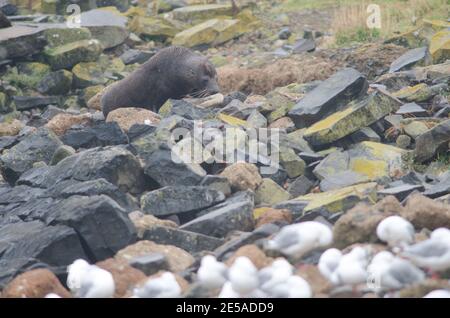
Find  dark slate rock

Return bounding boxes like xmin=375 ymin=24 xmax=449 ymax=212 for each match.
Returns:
xmin=49 ymin=195 xmax=136 ymax=261
xmin=401 ymin=172 xmax=426 ymax=185
xmin=222 ymin=91 xmax=247 ymax=106
xmin=278 ymin=27 xmax=291 ymax=40
xmin=61 ymin=121 xmax=128 ymax=149
xmin=219 ymin=99 xmax=255 ymax=119
xmin=378 ymin=184 xmax=425 ymax=201
xmin=434 ymin=106 xmax=450 ymax=118
xmin=120 ymin=49 xmax=155 ymax=65
xmin=127 ymin=123 xmax=158 ymax=142
xmin=41 ymin=105 xmax=66 ymax=121
xmin=42 ymin=146 xmax=145 ymax=194
xmin=50 ymin=145 xmax=75 ymax=165
xmin=288 ymin=175 xmax=314 ymax=197
xmin=13 ymin=96 xmax=63 ymax=110
xmin=423 ymin=174 xmax=450 ymax=198
xmin=180 ymin=198 xmax=254 ymax=238
xmin=298 ymin=151 xmax=324 ymax=164
xmin=320 ymin=171 xmax=369 ymax=192
xmin=143 ymin=147 xmax=206 ymax=187
xmin=0 ymin=10 xmax=10 ymax=28
xmin=350 ymin=127 xmax=381 ymax=143
xmin=273 ymin=200 xmax=308 ymax=219
xmin=288 ymin=68 xmax=368 ymax=128
xmin=16 ymin=165 xmax=51 ymax=187
xmin=36 ymin=70 xmax=72 ymax=95
xmin=215 ymin=223 xmax=280 ymax=261
xmin=260 ymin=167 xmax=288 ymax=186
xmin=140 ymin=186 xmax=225 ymax=216
xmin=142 ymin=225 xmax=224 ymax=254
xmin=396 ymin=102 xmax=428 ymax=117
xmin=415 ymin=119 xmax=450 ymax=163
xmin=129 ymin=253 xmax=169 ymax=276
xmin=292 ymin=38 xmax=316 ymax=53
xmin=0 ymin=0 xmax=17 ymax=15
xmin=0 ymin=220 xmax=87 ymax=287
xmin=0 ymin=185 xmax=45 ymax=206
xmin=0 ymin=135 xmax=18 ymax=151
xmin=0 ymin=127 xmax=62 ymax=184
xmin=169 ymin=99 xmax=214 ymax=120
xmin=196 ymin=190 xmax=254 ymax=217
xmin=389 ymin=47 xmax=429 ymax=73
xmin=200 ymin=175 xmax=231 ymax=196
xmin=44 ymin=178 xmax=137 ymax=212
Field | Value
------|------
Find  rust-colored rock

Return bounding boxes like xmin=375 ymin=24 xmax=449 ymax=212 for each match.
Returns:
xmin=255 ymin=208 xmax=292 ymax=228
xmin=115 ymin=240 xmax=194 ymax=273
xmin=96 ymin=258 xmax=147 ymax=298
xmin=296 ymin=264 xmax=331 ymax=295
xmin=106 ymin=107 xmax=161 ymax=133
xmin=128 ymin=211 xmax=178 ymax=238
xmin=220 ymin=162 xmax=262 ymax=191
xmin=401 ymin=193 xmax=450 ymax=230
xmin=225 ymin=244 xmax=273 ymax=269
xmin=45 ymin=113 xmax=93 ymax=136
xmin=2 ymin=269 xmax=71 ymax=298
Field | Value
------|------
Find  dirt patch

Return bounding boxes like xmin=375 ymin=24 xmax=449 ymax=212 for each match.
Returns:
xmin=326 ymin=43 xmax=408 ymax=80
xmin=217 ymin=54 xmax=341 ymax=95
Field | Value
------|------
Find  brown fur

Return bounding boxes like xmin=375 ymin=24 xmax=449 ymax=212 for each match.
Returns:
xmin=101 ymin=46 xmax=219 ymax=116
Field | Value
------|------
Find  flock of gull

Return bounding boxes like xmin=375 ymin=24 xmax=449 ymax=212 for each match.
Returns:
xmin=44 ymin=218 xmax=450 ymax=298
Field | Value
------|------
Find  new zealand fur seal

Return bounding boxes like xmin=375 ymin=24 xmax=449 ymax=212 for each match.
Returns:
xmin=101 ymin=46 xmax=220 ymax=117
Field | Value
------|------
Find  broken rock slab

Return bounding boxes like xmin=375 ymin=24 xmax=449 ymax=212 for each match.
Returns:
xmin=288 ymin=68 xmax=368 ymax=128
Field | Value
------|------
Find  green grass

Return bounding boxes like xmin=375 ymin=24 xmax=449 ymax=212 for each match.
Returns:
xmin=335 ymin=27 xmax=381 ymax=46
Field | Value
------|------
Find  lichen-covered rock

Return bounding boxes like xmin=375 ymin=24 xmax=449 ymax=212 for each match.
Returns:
xmin=288 ymin=68 xmax=368 ymax=128
xmin=429 ymin=29 xmax=450 ymax=63
xmin=0 ymin=119 xmax=23 ymax=137
xmin=43 ymin=39 xmax=103 ymax=70
xmin=303 ymin=90 xmax=402 ymax=147
xmin=171 ymin=4 xmax=234 ymax=23
xmin=255 ymin=178 xmax=290 ymax=206
xmin=172 ymin=18 xmax=247 ymax=48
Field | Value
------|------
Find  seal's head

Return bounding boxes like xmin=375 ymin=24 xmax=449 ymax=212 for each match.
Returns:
xmin=168 ymin=49 xmax=220 ymax=99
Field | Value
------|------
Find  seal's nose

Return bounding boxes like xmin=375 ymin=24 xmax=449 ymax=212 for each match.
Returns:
xmin=207 ymin=81 xmax=220 ymax=95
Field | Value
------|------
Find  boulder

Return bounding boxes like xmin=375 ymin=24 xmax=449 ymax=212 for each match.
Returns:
xmin=180 ymin=194 xmax=254 ymax=238
xmin=43 ymin=39 xmax=102 ymax=70
xmin=303 ymin=90 xmax=402 ymax=147
xmin=61 ymin=122 xmax=128 ymax=149
xmin=288 ymin=68 xmax=368 ymax=128
xmin=36 ymin=70 xmax=73 ymax=95
xmin=115 ymin=241 xmax=194 ymax=273
xmin=414 ymin=119 xmax=450 ymax=163
xmin=0 ymin=127 xmax=62 ymax=184
xmin=220 ymin=162 xmax=262 ymax=191
xmin=140 ymin=186 xmax=225 ymax=216
xmin=2 ymin=268 xmax=71 ymax=298
xmin=389 ymin=47 xmax=430 ymax=73
xmin=106 ymin=108 xmax=161 ymax=133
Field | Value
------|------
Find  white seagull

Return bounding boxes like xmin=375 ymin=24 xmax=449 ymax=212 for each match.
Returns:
xmin=258 ymin=258 xmax=293 ymax=292
xmin=197 ymin=255 xmax=228 ymax=289
xmin=269 ymin=275 xmax=312 ymax=298
xmin=330 ymin=247 xmax=370 ymax=288
xmin=66 ymin=259 xmax=115 ymax=298
xmin=133 ymin=272 xmax=181 ymax=298
xmin=423 ymin=290 xmax=450 ymax=298
xmin=401 ymin=227 xmax=450 ymax=272
xmin=318 ymin=248 xmax=343 ymax=282
xmin=367 ymin=251 xmax=425 ymax=292
xmin=376 ymin=216 xmax=415 ymax=249
xmin=265 ymin=221 xmax=333 ymax=258
xmin=228 ymin=257 xmax=260 ymax=296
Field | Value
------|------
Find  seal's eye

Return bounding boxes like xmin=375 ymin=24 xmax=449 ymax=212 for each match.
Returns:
xmin=202 ymin=78 xmax=209 ymax=86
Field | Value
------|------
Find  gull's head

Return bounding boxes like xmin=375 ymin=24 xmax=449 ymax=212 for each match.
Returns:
xmin=431 ymin=228 xmax=450 ymax=240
